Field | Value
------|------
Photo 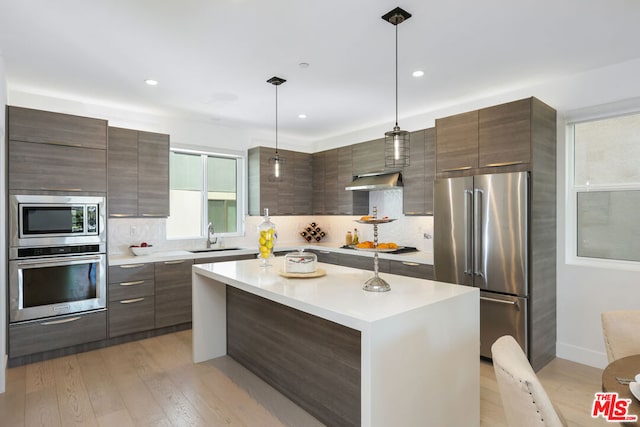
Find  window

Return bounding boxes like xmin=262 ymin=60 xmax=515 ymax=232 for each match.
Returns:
xmin=167 ymin=149 xmax=244 ymax=239
xmin=571 ymin=112 xmax=640 ymax=262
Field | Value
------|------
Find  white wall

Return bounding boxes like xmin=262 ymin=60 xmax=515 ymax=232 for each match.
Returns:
xmin=0 ymin=51 xmax=7 ymax=393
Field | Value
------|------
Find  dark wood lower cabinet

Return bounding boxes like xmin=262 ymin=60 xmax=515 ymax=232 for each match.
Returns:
xmin=155 ymin=259 xmax=194 ymax=328
xmin=108 ymin=296 xmax=155 ymax=337
xmin=388 ymin=260 xmax=434 ymax=279
xmin=338 ymin=252 xmax=390 ymax=272
xmin=9 ymin=310 xmax=107 ymax=358
xmin=226 ymin=286 xmax=361 ymax=427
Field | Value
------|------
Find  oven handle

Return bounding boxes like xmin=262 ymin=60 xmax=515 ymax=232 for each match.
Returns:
xmin=15 ymin=255 xmax=104 ymax=268
xmin=40 ymin=316 xmax=81 ymax=326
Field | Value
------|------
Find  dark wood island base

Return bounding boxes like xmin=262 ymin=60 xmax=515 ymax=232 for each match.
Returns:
xmin=226 ymin=285 xmax=361 ymax=426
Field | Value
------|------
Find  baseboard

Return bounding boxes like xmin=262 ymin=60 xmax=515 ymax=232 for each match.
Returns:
xmin=556 ymin=341 xmax=608 ymax=369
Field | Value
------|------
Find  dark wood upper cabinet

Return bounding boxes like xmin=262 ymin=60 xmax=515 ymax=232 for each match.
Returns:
xmin=479 ymin=98 xmax=531 ymax=168
xmin=436 ymin=97 xmax=551 ymax=177
xmin=7 ymin=106 xmax=107 ymax=193
xmin=108 ymin=127 xmax=170 ymax=217
xmin=337 ymin=146 xmax=368 ymax=215
xmin=312 ymin=151 xmax=325 ymax=214
xmin=8 ymin=106 xmax=107 ymax=149
xmin=276 ymin=148 xmax=295 ymax=215
xmin=9 ymin=140 xmax=107 ymax=193
xmin=293 ymin=151 xmax=313 ymax=215
xmin=323 ymin=149 xmax=339 ymax=215
xmin=352 ymin=138 xmax=385 ymax=175
xmin=403 ymin=128 xmax=435 ymax=215
xmin=248 ymin=146 xmax=311 ymax=216
xmin=435 ymin=110 xmax=479 ymax=173
xmin=138 ymin=131 xmax=170 ymax=217
xmin=107 ymin=127 xmax=138 ymax=216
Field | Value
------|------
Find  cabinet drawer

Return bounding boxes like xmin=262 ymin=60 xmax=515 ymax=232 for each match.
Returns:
xmin=108 ymin=280 xmax=154 ymax=302
xmin=194 ymin=253 xmax=256 ymax=264
xmin=154 ymin=259 xmax=192 ymax=284
xmin=338 ymin=253 xmax=389 ymax=272
xmin=388 ymin=260 xmax=434 ymax=280
xmin=8 ymin=106 xmax=107 ymax=149
xmin=108 ymin=296 xmax=155 ymax=337
xmin=308 ymin=250 xmax=339 ymax=265
xmin=108 ymin=262 xmax=154 ymax=283
xmin=9 ymin=310 xmax=107 ymax=358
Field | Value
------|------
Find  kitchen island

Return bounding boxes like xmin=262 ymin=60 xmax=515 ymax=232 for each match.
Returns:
xmin=192 ymin=259 xmax=479 ymax=427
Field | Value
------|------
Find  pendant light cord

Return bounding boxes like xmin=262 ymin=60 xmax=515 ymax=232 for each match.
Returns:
xmin=395 ymin=24 xmax=399 ymax=128
xmin=275 ymin=84 xmax=279 ymax=154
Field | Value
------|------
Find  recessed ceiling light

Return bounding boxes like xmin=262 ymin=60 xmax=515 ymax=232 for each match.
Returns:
xmin=298 ymin=114 xmax=307 ymax=119
xmin=299 ymin=62 xmax=310 ymax=69
xmin=145 ymin=79 xmax=159 ymax=86
xmin=412 ymin=70 xmax=424 ymax=78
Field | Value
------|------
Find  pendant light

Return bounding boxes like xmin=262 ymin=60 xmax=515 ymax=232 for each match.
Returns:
xmin=267 ymin=76 xmax=286 ymax=180
xmin=382 ymin=7 xmax=411 ymax=169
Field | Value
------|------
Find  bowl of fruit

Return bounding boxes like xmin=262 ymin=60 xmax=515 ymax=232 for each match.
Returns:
xmin=130 ymin=242 xmax=153 ymax=256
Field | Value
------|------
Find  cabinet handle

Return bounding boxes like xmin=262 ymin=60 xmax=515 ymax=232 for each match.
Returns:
xmin=163 ymin=260 xmax=185 ymax=265
xmin=40 ymin=316 xmax=81 ymax=326
xmin=120 ymin=264 xmax=145 ymax=269
xmin=141 ymin=214 xmax=165 ymax=217
xmin=110 ymin=213 xmax=134 ymax=218
xmin=441 ymin=166 xmax=473 ymax=172
xmin=39 ymin=186 xmax=83 ymax=192
xmin=119 ymin=280 xmax=145 ymax=287
xmin=401 ymin=262 xmax=421 ymax=267
xmin=480 ymin=296 xmax=518 ymax=307
xmin=484 ymin=160 xmax=524 ymax=168
xmin=120 ymin=297 xmax=145 ymax=304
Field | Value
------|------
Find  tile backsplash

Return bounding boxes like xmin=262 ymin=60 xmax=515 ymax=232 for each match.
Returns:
xmin=108 ymin=188 xmax=433 ymax=257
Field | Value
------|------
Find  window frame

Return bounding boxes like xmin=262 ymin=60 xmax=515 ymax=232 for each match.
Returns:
xmin=167 ymin=147 xmax=245 ymax=240
xmin=566 ymin=102 xmax=640 ymax=270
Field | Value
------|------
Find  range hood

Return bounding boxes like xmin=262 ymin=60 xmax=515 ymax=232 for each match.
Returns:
xmin=345 ymin=170 xmax=403 ymax=191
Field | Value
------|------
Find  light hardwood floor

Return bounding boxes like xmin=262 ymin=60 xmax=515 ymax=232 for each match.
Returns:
xmin=0 ymin=330 xmax=610 ymax=426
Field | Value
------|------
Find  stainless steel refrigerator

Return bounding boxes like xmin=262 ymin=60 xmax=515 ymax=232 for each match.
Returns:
xmin=434 ymin=171 xmax=528 ymax=359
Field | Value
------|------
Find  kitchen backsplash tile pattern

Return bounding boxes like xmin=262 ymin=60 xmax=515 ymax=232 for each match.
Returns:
xmin=109 ymin=188 xmax=433 ymax=258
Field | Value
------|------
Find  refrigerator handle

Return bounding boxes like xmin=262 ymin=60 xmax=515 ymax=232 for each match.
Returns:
xmin=474 ymin=188 xmax=485 ymax=282
xmin=464 ymin=189 xmax=473 ymax=275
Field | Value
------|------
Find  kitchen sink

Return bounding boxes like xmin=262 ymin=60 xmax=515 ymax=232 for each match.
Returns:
xmin=189 ymin=247 xmax=245 ymax=253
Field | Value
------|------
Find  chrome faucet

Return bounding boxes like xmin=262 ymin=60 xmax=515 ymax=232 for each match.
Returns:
xmin=206 ymin=222 xmax=217 ymax=248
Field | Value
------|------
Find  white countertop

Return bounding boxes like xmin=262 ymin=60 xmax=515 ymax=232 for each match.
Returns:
xmin=108 ymin=242 xmax=433 ymax=266
xmin=193 ymin=259 xmax=473 ymax=331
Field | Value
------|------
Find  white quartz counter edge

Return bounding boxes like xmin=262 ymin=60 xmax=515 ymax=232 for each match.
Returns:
xmin=193 ymin=260 xmax=474 ymax=331
xmin=109 ymin=243 xmax=433 ymax=266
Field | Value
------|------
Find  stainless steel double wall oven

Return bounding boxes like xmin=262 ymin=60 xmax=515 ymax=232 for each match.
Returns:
xmin=9 ymin=194 xmax=107 ymax=323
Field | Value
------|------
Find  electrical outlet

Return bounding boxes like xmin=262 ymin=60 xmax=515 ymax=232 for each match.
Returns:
xmin=130 ymin=225 xmax=137 ymax=239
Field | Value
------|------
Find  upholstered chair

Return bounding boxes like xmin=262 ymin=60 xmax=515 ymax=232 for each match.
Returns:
xmin=601 ymin=310 xmax=640 ymax=363
xmin=491 ymin=335 xmax=567 ymax=427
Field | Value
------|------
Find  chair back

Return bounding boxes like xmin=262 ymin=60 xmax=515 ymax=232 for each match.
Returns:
xmin=491 ymin=335 xmax=567 ymax=427
xmin=602 ymin=310 xmax=640 ymax=363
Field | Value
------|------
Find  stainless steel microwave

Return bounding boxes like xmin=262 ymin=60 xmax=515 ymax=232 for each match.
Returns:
xmin=10 ymin=194 xmax=106 ymax=252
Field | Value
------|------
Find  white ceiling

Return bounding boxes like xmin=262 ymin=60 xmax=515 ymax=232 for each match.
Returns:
xmin=1 ymin=0 xmax=639 ymax=145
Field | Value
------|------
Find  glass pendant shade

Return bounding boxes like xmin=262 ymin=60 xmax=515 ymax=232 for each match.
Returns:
xmin=385 ymin=125 xmax=410 ymax=168
xmin=382 ymin=7 xmax=412 ymax=169
xmin=267 ymin=76 xmax=286 ymax=180
xmin=268 ymin=152 xmax=285 ymax=181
